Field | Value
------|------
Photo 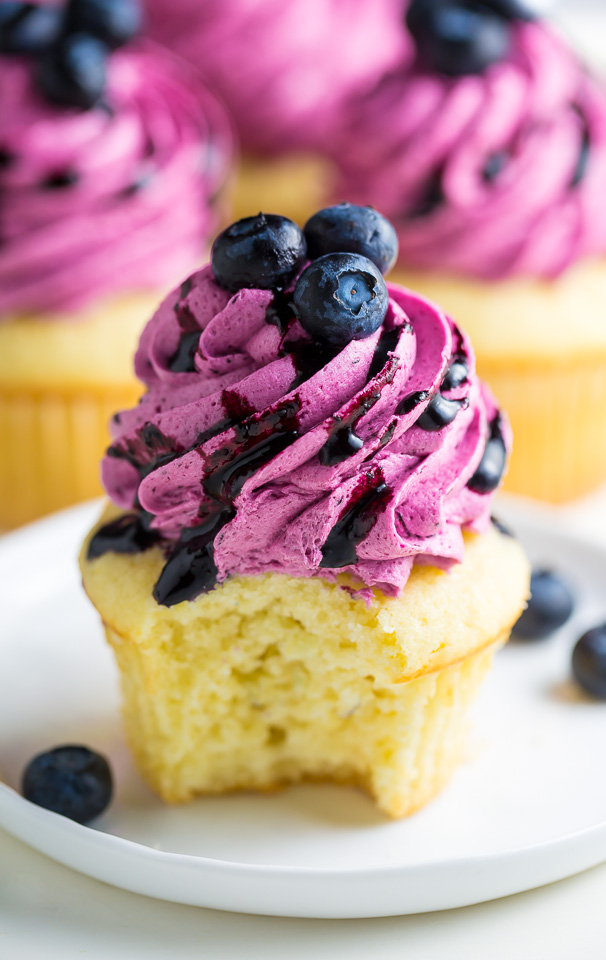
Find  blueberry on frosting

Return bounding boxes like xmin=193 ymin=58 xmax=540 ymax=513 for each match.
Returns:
xmin=66 ymin=0 xmax=142 ymax=50
xmin=211 ymin=213 xmax=307 ymax=293
xmin=293 ymin=253 xmax=388 ymax=348
xmin=37 ymin=32 xmax=108 ymax=110
xmin=0 ymin=3 xmax=64 ymax=54
xmin=304 ymin=203 xmax=398 ymax=276
xmin=407 ymin=0 xmax=512 ymax=77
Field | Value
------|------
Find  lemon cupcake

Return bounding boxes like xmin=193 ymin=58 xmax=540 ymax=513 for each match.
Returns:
xmin=145 ymin=0 xmax=407 ymax=225
xmin=0 ymin=0 xmax=234 ymax=528
xmin=80 ymin=205 xmax=529 ymax=818
xmin=332 ymin=0 xmax=606 ymax=502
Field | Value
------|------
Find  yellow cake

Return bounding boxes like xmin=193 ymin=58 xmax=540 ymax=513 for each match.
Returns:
xmin=81 ymin=507 xmax=529 ymax=818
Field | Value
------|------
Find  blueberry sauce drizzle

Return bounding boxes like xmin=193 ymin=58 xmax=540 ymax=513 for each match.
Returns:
xmin=87 ymin=511 xmax=160 ymax=560
xmin=41 ymin=168 xmax=79 ymax=189
xmin=320 ymin=469 xmax=391 ymax=569
xmin=417 ymin=394 xmax=468 ymax=431
xmin=396 ymin=390 xmax=429 ymax=415
xmin=570 ymin=109 xmax=591 ymax=188
xmin=407 ymin=170 xmax=444 ymax=219
xmin=482 ymin=151 xmax=509 ymax=183
xmin=468 ymin=414 xmax=507 ymax=493
xmin=319 ymin=328 xmax=401 ymax=466
xmin=107 ymin=422 xmax=181 ymax=480
xmin=265 ymin=288 xmax=297 ymax=334
xmin=152 ymin=504 xmax=234 ymax=607
xmin=168 ymin=330 xmax=200 ymax=373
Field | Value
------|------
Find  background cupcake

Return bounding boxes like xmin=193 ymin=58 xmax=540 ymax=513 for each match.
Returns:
xmin=0 ymin=0 xmax=234 ymax=528
xmin=145 ymin=0 xmax=407 ymax=224
xmin=331 ymin=0 xmax=606 ymax=503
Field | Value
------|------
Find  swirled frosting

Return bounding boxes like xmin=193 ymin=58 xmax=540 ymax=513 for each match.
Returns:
xmin=0 ymin=43 xmax=234 ymax=316
xmin=100 ymin=264 xmax=508 ymax=601
xmin=333 ymin=20 xmax=606 ymax=280
xmin=145 ymin=0 xmax=408 ymax=155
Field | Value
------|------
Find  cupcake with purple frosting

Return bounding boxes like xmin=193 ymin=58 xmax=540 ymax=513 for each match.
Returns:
xmin=0 ymin=0 xmax=234 ymax=527
xmin=145 ymin=0 xmax=407 ymax=225
xmin=80 ymin=205 xmax=529 ymax=818
xmin=332 ymin=0 xmax=606 ymax=502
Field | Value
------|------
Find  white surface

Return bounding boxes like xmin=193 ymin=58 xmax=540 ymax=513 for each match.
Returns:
xmin=1 ymin=500 xmax=606 ymax=919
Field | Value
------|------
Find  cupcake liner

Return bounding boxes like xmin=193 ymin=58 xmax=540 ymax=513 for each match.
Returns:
xmin=0 ymin=384 xmax=140 ymax=529
xmin=480 ymin=356 xmax=606 ymax=503
xmin=104 ymin=620 xmax=501 ymax=819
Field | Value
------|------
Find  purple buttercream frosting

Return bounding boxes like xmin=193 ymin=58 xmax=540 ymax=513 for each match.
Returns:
xmin=101 ymin=265 xmax=508 ymax=598
xmin=333 ymin=19 xmax=606 ymax=279
xmin=0 ymin=43 xmax=234 ymax=317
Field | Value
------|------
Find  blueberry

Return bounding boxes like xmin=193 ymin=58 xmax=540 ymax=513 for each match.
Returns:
xmin=293 ymin=253 xmax=388 ymax=348
xmin=22 ymin=745 xmax=113 ymax=824
xmin=467 ymin=415 xmax=506 ymax=494
xmin=0 ymin=3 xmax=64 ymax=54
xmin=572 ymin=626 xmax=606 ymax=699
xmin=37 ymin=33 xmax=108 ymax=110
xmin=211 ymin=214 xmax=307 ymax=293
xmin=514 ymin=569 xmax=575 ymax=640
xmin=66 ymin=0 xmax=142 ymax=49
xmin=407 ymin=0 xmax=511 ymax=77
xmin=303 ymin=204 xmax=398 ymax=276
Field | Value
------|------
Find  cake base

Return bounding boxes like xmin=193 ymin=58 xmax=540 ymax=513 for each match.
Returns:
xmin=81 ymin=511 xmax=529 ymax=819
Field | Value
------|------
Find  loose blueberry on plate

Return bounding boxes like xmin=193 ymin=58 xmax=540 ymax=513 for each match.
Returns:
xmin=572 ymin=626 xmax=606 ymax=699
xmin=513 ymin=569 xmax=574 ymax=640
xmin=211 ymin=213 xmax=307 ymax=292
xmin=22 ymin=745 xmax=113 ymax=824
xmin=406 ymin=0 xmax=512 ymax=76
xmin=37 ymin=32 xmax=108 ymax=110
xmin=0 ymin=3 xmax=64 ymax=54
xmin=304 ymin=204 xmax=398 ymax=275
xmin=293 ymin=252 xmax=388 ymax=348
xmin=66 ymin=0 xmax=142 ymax=49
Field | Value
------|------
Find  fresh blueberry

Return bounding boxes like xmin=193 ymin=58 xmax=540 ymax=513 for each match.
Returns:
xmin=37 ymin=32 xmax=108 ymax=110
xmin=0 ymin=3 xmax=64 ymax=54
xmin=211 ymin=214 xmax=307 ymax=293
xmin=572 ymin=626 xmax=606 ymax=699
xmin=407 ymin=0 xmax=511 ymax=77
xmin=514 ymin=569 xmax=575 ymax=640
xmin=467 ymin=415 xmax=506 ymax=494
xmin=22 ymin=745 xmax=113 ymax=824
xmin=293 ymin=253 xmax=388 ymax=348
xmin=66 ymin=0 xmax=142 ymax=49
xmin=303 ymin=204 xmax=398 ymax=276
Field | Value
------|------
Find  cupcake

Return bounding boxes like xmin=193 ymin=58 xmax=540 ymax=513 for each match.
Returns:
xmin=145 ymin=0 xmax=407 ymax=224
xmin=0 ymin=0 xmax=234 ymax=528
xmin=80 ymin=205 xmax=529 ymax=818
xmin=332 ymin=0 xmax=606 ymax=503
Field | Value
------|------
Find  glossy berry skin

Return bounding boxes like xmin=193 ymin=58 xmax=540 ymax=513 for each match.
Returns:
xmin=211 ymin=214 xmax=307 ymax=293
xmin=293 ymin=253 xmax=388 ymax=348
xmin=66 ymin=0 xmax=142 ymax=49
xmin=514 ymin=569 xmax=575 ymax=640
xmin=0 ymin=3 xmax=64 ymax=54
xmin=407 ymin=0 xmax=511 ymax=77
xmin=304 ymin=204 xmax=398 ymax=276
xmin=37 ymin=33 xmax=108 ymax=110
xmin=467 ymin=416 xmax=506 ymax=494
xmin=572 ymin=626 xmax=606 ymax=699
xmin=22 ymin=746 xmax=113 ymax=824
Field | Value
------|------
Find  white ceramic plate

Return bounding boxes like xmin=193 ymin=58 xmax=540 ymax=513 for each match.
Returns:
xmin=1 ymin=499 xmax=606 ymax=918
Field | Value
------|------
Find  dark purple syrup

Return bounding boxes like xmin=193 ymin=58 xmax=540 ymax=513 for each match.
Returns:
xmin=407 ymin=170 xmax=444 ymax=219
xmin=265 ymin=289 xmax=296 ymax=335
xmin=395 ymin=390 xmax=429 ymax=416
xmin=571 ymin=111 xmax=591 ymax=188
xmin=107 ymin=423 xmax=181 ymax=480
xmin=87 ymin=512 xmax=160 ymax=560
xmin=168 ymin=330 xmax=201 ymax=373
xmin=320 ymin=471 xmax=391 ymax=569
xmin=468 ymin=414 xmax=506 ymax=494
xmin=152 ymin=505 xmax=234 ymax=607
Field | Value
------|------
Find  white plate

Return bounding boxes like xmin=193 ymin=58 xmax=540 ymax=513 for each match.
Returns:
xmin=1 ymin=499 xmax=606 ymax=919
